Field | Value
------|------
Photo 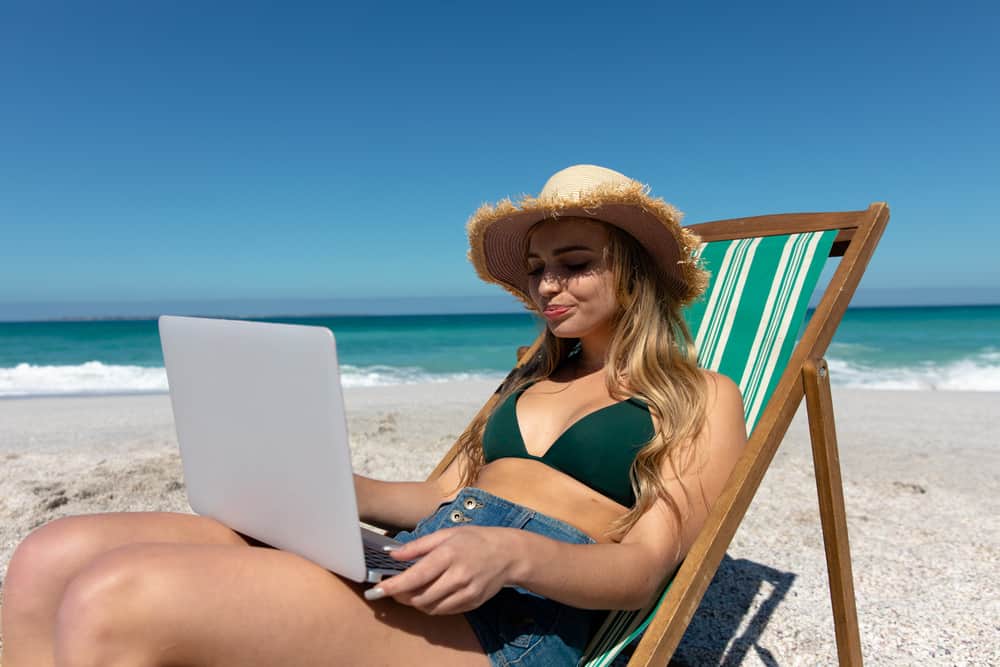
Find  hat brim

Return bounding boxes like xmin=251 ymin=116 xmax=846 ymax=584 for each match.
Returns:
xmin=467 ymin=180 xmax=708 ymax=311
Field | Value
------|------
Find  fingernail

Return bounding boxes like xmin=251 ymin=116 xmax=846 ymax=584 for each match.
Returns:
xmin=364 ymin=587 xmax=385 ymax=601
xmin=382 ymin=544 xmax=400 ymax=552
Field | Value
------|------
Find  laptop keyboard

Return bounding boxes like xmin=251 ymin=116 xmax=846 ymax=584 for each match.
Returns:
xmin=363 ymin=542 xmax=413 ymax=572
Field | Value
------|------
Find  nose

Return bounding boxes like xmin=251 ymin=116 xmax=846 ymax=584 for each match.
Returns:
xmin=536 ymin=268 xmax=563 ymax=297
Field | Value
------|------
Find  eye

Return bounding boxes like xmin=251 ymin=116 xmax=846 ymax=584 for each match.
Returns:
xmin=525 ymin=259 xmax=591 ymax=276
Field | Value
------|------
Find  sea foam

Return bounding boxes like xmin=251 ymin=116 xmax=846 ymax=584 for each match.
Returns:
xmin=0 ymin=361 xmax=167 ymax=397
xmin=827 ymin=350 xmax=1000 ymax=391
xmin=2 ymin=352 xmax=998 ymax=398
xmin=0 ymin=361 xmax=504 ymax=398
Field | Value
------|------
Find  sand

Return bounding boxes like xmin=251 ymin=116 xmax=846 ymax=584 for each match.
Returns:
xmin=1 ymin=383 xmax=998 ymax=665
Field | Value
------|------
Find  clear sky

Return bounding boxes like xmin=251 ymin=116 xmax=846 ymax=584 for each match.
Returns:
xmin=1 ymin=1 xmax=997 ymax=320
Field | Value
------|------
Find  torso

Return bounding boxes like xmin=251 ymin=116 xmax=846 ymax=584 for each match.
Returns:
xmin=472 ymin=459 xmax=628 ymax=543
xmin=469 ymin=369 xmax=656 ymax=543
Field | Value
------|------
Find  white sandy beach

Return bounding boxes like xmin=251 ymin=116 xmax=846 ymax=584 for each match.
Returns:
xmin=1 ymin=382 xmax=998 ymax=665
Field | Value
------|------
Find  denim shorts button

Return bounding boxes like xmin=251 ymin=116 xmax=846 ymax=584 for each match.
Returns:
xmin=450 ymin=510 xmax=465 ymax=523
xmin=464 ymin=498 xmax=477 ymax=510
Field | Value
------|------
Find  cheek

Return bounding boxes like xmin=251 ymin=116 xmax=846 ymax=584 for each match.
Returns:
xmin=527 ymin=280 xmax=541 ymax=304
xmin=594 ymin=268 xmax=616 ymax=296
xmin=575 ymin=273 xmax=616 ymax=311
xmin=596 ymin=282 xmax=618 ymax=316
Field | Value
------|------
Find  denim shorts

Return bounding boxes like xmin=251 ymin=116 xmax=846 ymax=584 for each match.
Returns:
xmin=393 ymin=487 xmax=608 ymax=667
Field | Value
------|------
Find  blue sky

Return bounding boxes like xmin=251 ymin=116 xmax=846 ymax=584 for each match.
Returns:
xmin=1 ymin=1 xmax=997 ymax=320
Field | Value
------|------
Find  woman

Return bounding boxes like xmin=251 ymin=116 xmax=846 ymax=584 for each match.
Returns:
xmin=1 ymin=164 xmax=747 ymax=666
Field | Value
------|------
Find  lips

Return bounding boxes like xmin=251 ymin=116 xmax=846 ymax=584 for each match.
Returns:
xmin=542 ymin=304 xmax=572 ymax=319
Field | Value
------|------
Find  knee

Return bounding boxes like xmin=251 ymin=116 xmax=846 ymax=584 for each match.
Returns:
xmin=53 ymin=546 xmax=169 ymax=666
xmin=5 ymin=517 xmax=94 ymax=609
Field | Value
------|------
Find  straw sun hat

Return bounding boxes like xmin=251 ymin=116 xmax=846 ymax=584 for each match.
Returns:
xmin=466 ymin=164 xmax=709 ymax=311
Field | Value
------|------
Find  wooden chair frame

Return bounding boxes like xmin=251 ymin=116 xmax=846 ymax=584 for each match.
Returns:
xmin=428 ymin=203 xmax=890 ymax=666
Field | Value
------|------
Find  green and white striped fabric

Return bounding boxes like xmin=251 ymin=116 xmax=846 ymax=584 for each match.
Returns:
xmin=581 ymin=229 xmax=838 ymax=666
xmin=687 ymin=230 xmax=838 ymax=432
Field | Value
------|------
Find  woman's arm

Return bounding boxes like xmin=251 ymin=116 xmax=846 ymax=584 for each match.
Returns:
xmin=353 ymin=477 xmax=443 ymax=531
xmin=377 ymin=372 xmax=747 ymax=613
xmin=354 ymin=453 xmax=466 ymax=531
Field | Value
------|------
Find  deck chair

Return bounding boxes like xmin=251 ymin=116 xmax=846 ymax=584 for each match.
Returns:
xmin=427 ymin=202 xmax=889 ymax=666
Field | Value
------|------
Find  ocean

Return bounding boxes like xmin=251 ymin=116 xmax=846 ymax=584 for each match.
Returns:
xmin=0 ymin=306 xmax=998 ymax=398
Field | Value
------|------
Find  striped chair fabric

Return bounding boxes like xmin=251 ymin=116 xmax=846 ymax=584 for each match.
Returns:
xmin=581 ymin=229 xmax=839 ymax=666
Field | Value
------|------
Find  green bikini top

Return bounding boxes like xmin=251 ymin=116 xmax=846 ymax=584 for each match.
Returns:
xmin=481 ymin=381 xmax=655 ymax=507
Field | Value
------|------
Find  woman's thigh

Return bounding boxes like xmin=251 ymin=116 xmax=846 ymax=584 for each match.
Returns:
xmin=56 ymin=542 xmax=489 ymax=667
xmin=14 ymin=510 xmax=250 ymax=566
xmin=4 ymin=511 xmax=249 ymax=616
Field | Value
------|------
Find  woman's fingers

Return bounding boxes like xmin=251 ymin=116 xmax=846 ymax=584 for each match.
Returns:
xmin=369 ymin=530 xmax=459 ymax=600
xmin=397 ymin=564 xmax=491 ymax=616
xmin=388 ymin=528 xmax=455 ymax=560
xmin=374 ymin=549 xmax=450 ymax=600
xmin=367 ymin=527 xmax=515 ymax=614
xmin=411 ymin=572 xmax=487 ymax=615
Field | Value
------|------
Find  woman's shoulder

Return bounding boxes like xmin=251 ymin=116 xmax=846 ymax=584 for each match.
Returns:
xmin=698 ymin=368 xmax=740 ymax=398
xmin=699 ymin=368 xmax=743 ymax=415
xmin=697 ymin=369 xmax=747 ymax=440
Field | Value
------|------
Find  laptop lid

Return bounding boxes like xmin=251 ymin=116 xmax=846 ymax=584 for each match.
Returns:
xmin=158 ymin=315 xmax=369 ymax=581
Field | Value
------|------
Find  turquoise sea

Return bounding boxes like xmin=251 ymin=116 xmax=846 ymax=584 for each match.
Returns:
xmin=0 ymin=306 xmax=998 ymax=397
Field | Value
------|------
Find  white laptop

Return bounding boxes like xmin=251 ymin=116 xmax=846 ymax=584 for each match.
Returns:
xmin=158 ymin=315 xmax=412 ymax=583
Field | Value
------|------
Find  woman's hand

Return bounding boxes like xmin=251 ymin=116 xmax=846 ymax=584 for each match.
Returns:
xmin=366 ymin=527 xmax=521 ymax=615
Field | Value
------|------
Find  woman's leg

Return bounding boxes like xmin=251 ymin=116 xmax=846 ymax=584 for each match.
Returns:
xmin=51 ymin=541 xmax=489 ymax=667
xmin=2 ymin=511 xmax=251 ymax=667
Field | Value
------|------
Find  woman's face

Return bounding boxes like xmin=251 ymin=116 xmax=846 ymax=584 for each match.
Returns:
xmin=526 ymin=218 xmax=619 ymax=340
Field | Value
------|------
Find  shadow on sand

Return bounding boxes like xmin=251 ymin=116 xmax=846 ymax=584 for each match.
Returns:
xmin=651 ymin=554 xmax=797 ymax=666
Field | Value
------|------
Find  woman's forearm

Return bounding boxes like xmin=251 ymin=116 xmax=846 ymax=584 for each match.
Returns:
xmin=354 ymin=475 xmax=450 ymax=531
xmin=507 ymin=531 xmax=670 ymax=611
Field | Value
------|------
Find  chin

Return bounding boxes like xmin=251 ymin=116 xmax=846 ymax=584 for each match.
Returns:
xmin=547 ymin=321 xmax=585 ymax=339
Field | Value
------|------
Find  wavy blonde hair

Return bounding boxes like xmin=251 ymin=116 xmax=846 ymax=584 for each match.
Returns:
xmin=454 ymin=220 xmax=710 ymax=544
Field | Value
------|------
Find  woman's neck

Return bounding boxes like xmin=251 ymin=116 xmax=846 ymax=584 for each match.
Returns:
xmin=570 ymin=351 xmax=605 ymax=376
xmin=571 ymin=328 xmax=612 ymax=377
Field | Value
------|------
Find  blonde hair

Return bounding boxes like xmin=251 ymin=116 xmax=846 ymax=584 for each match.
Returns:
xmin=454 ymin=220 xmax=709 ymax=545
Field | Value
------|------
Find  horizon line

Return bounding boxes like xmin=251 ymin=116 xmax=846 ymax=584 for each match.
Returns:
xmin=3 ymin=294 xmax=1000 ymax=324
